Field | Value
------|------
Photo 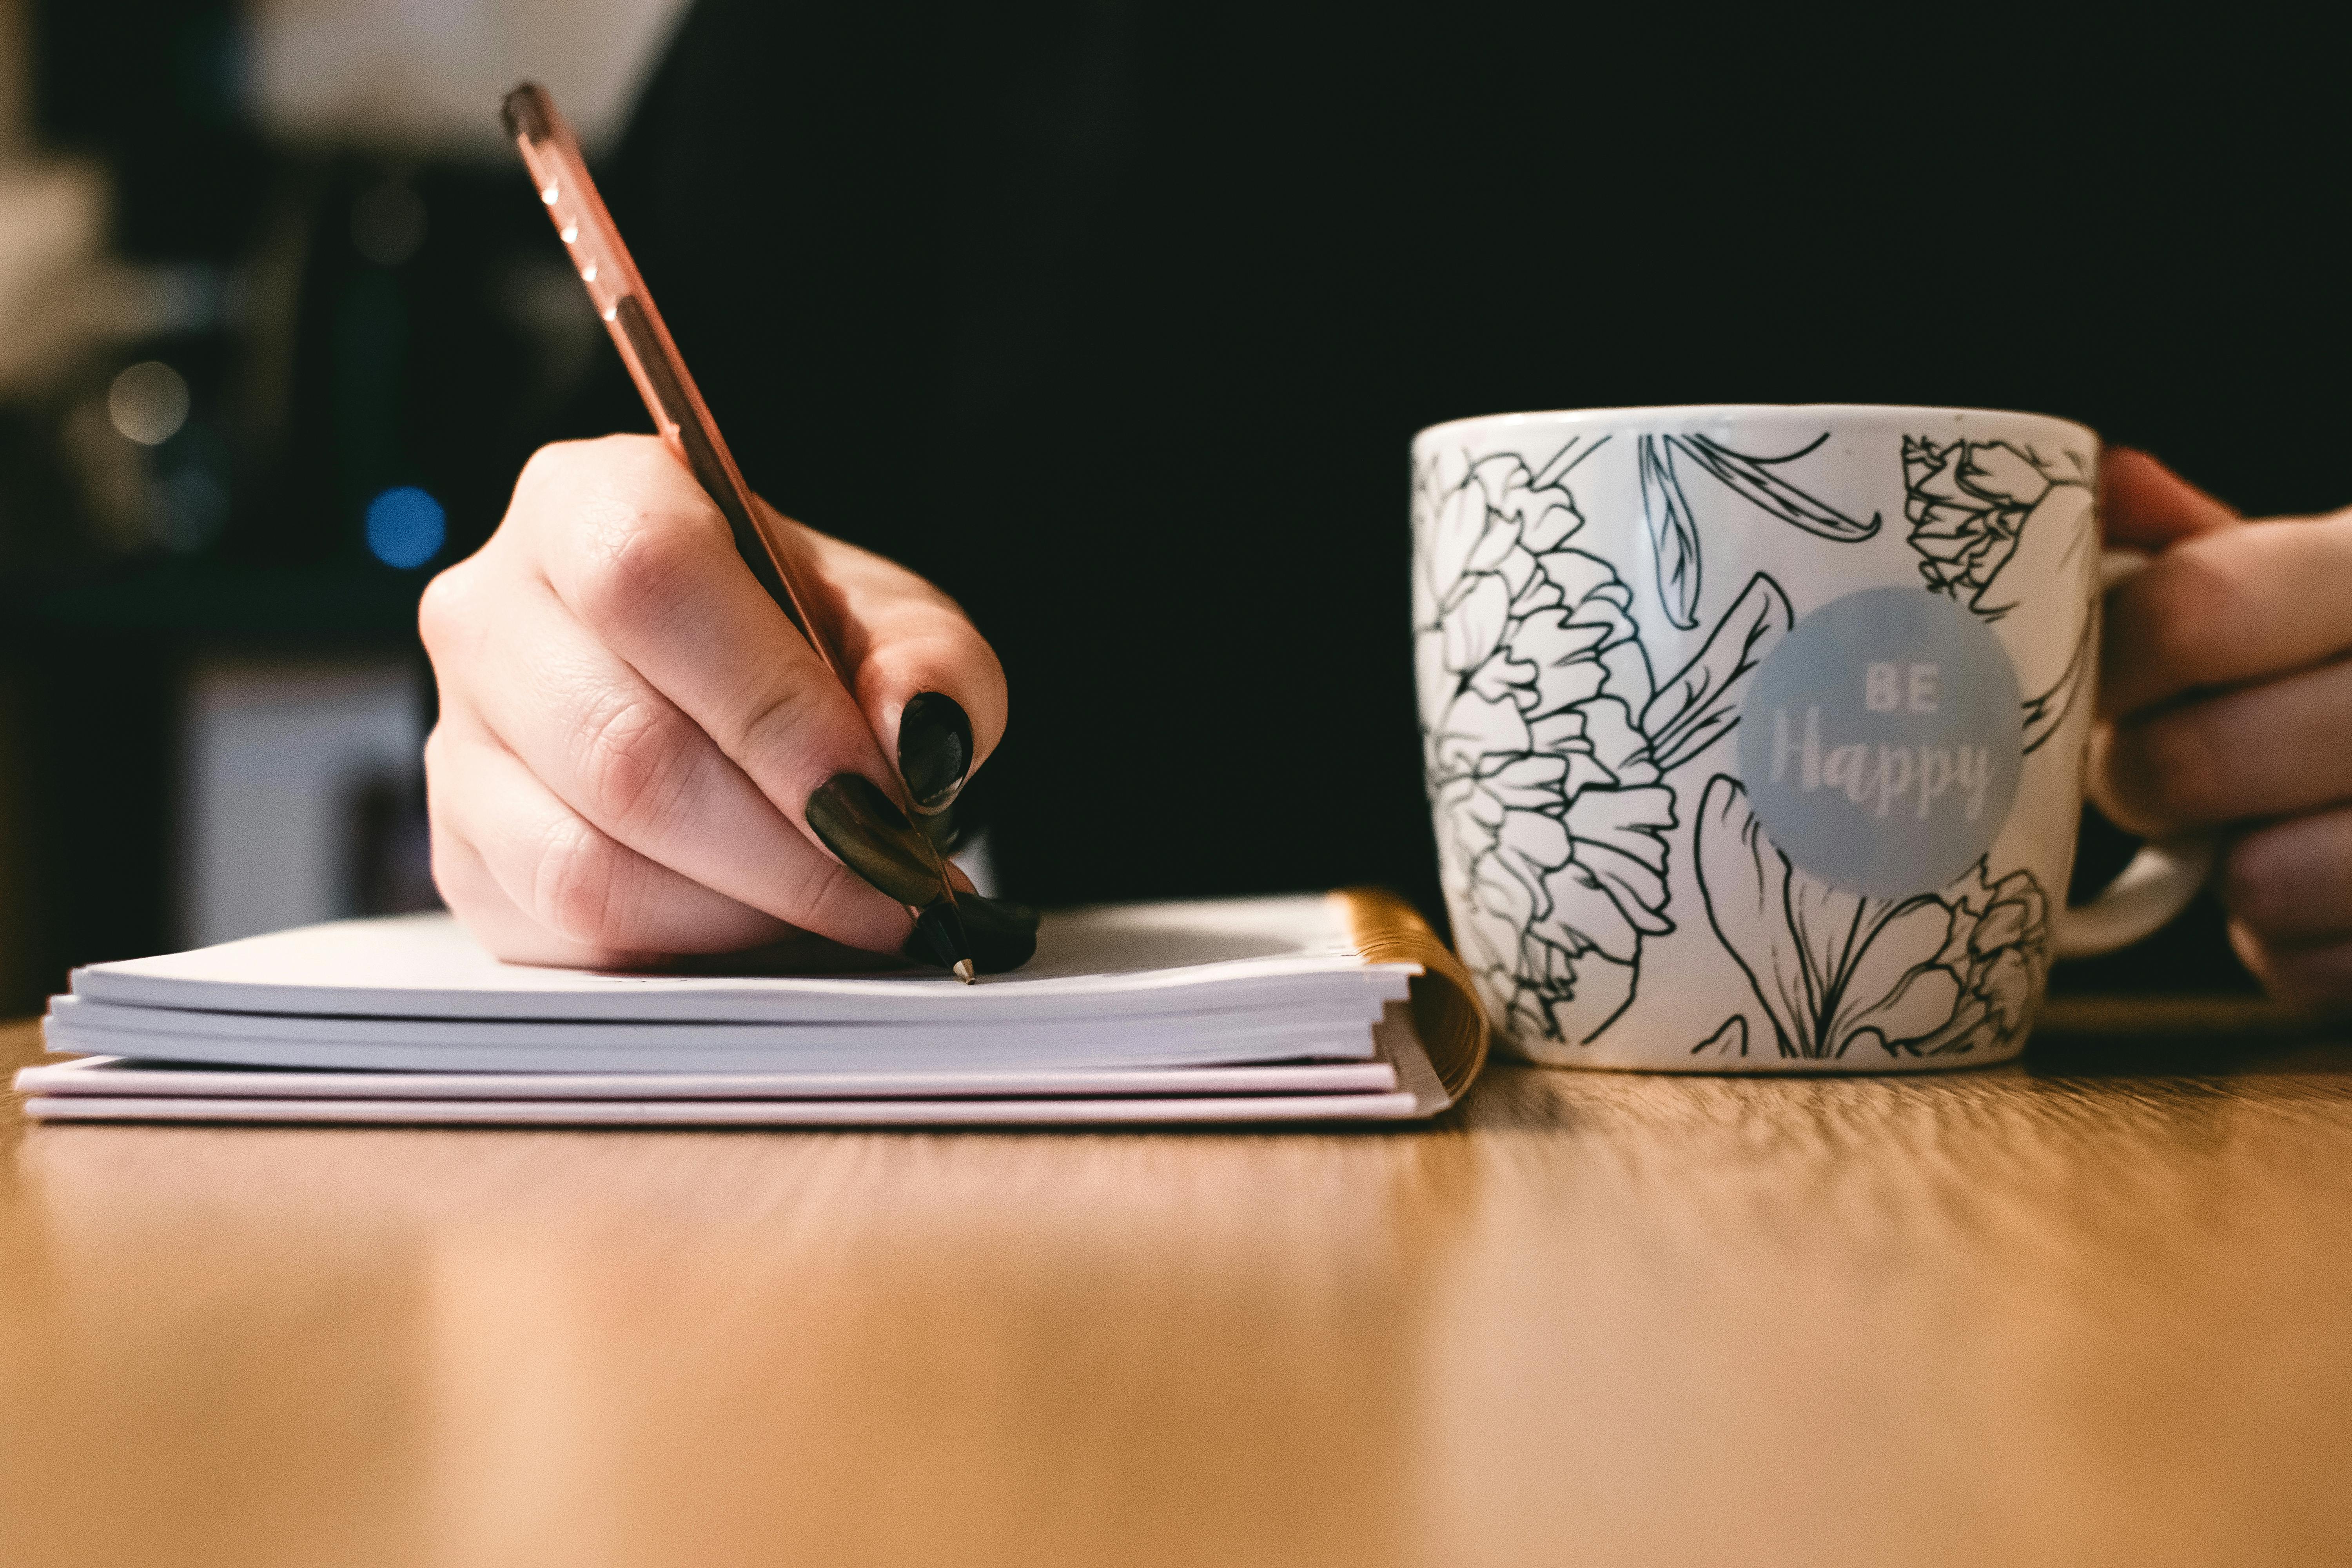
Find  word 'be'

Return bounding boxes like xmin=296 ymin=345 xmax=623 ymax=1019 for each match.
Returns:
xmin=1768 ymin=706 xmax=1993 ymax=822
xmin=1866 ymin=662 xmax=1939 ymax=713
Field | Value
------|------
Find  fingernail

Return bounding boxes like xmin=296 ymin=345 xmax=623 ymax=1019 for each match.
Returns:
xmin=804 ymin=773 xmax=940 ymax=907
xmin=959 ymin=893 xmax=1040 ymax=973
xmin=897 ymin=692 xmax=973 ymax=813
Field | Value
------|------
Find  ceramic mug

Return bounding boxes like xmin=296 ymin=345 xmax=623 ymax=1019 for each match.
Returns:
xmin=1412 ymin=405 xmax=2205 ymax=1072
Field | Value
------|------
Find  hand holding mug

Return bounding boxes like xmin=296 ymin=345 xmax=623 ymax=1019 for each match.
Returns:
xmin=1415 ymin=406 xmax=2224 ymax=1072
xmin=2092 ymin=449 xmax=2352 ymax=1009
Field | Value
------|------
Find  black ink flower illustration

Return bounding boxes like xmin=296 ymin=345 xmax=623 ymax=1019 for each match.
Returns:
xmin=1695 ymin=775 xmax=2049 ymax=1059
xmin=2018 ymin=601 xmax=2098 ymax=756
xmin=1904 ymin=438 xmax=2091 ymax=617
xmin=1692 ymin=1015 xmax=1749 ymax=1057
xmin=1416 ymin=442 xmax=1792 ymax=1045
xmin=1639 ymin=432 xmax=1879 ymax=628
xmin=1903 ymin=437 xmax=2098 ymax=753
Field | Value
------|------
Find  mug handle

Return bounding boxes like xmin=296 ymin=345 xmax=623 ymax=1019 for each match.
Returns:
xmin=2051 ymin=548 xmax=2214 ymax=959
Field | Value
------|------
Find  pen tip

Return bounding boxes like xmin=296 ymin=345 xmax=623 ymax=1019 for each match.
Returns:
xmin=953 ymin=959 xmax=976 ymax=984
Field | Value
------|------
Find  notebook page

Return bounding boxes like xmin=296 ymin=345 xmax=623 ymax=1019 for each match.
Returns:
xmin=41 ymin=1007 xmax=1383 ymax=1073
xmin=69 ymin=897 xmax=1419 ymax=1024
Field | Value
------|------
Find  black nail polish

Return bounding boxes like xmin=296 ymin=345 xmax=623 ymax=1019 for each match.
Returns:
xmin=958 ymin=894 xmax=1040 ymax=974
xmin=804 ymin=773 xmax=940 ymax=907
xmin=897 ymin=692 xmax=973 ymax=813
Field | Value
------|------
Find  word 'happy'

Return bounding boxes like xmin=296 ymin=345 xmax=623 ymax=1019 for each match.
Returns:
xmin=1766 ymin=702 xmax=1994 ymax=823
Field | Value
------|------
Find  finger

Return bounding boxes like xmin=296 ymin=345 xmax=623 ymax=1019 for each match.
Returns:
xmin=2219 ymin=805 xmax=2352 ymax=947
xmin=426 ymin=713 xmax=798 ymax=958
xmin=785 ymin=506 xmax=1007 ymax=813
xmin=430 ymin=773 xmax=948 ymax=974
xmin=430 ymin=813 xmax=641 ymax=968
xmin=523 ymin=435 xmax=907 ymax=831
xmin=2091 ymin=655 xmax=2352 ymax=835
xmin=2098 ymin=509 xmax=2352 ymax=719
xmin=2100 ymin=446 xmax=2239 ymax=550
xmin=440 ymin=569 xmax=912 ymax=953
xmin=2229 ymin=921 xmax=2352 ymax=1014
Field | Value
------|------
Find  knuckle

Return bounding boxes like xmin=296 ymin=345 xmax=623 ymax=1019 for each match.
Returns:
xmin=530 ymin=817 xmax=632 ymax=947
xmin=574 ymin=695 xmax=700 ymax=838
xmin=426 ymin=819 xmax=497 ymax=917
xmin=2122 ymin=711 xmax=2225 ymax=827
xmin=512 ymin=441 xmax=560 ymax=496
xmin=788 ymin=853 xmax=866 ymax=928
xmin=2128 ymin=543 xmax=2251 ymax=682
xmin=2219 ymin=832 xmax=2294 ymax=931
xmin=730 ymin=677 xmax=829 ymax=762
xmin=514 ymin=437 xmax=599 ymax=497
xmin=420 ymin=722 xmax=453 ymax=782
xmin=416 ymin=559 xmax=480 ymax=659
xmin=572 ymin=502 xmax=707 ymax=632
xmin=780 ymin=853 xmax=905 ymax=947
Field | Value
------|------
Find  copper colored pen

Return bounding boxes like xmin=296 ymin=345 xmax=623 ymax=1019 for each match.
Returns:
xmin=500 ymin=82 xmax=975 ymax=982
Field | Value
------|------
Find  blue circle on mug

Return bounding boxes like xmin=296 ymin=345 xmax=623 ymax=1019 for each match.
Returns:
xmin=1735 ymin=587 xmax=2022 ymax=899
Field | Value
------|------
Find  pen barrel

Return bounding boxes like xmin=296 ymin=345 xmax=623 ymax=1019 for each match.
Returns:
xmin=504 ymin=85 xmax=849 ymax=685
xmin=612 ymin=298 xmax=830 ymax=662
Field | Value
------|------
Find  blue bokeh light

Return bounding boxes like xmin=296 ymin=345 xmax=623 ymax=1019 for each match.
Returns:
xmin=365 ymin=485 xmax=446 ymax=569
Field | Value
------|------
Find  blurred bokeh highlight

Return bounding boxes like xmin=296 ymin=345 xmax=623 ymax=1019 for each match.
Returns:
xmin=0 ymin=0 xmax=686 ymax=1010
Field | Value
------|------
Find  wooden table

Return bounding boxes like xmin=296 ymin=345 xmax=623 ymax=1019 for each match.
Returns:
xmin=5 ymin=1007 xmax=2351 ymax=1567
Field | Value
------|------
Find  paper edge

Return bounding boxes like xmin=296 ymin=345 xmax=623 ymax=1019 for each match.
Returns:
xmin=14 ymin=1054 xmax=1402 ymax=1103
xmin=18 ymin=1090 xmax=1427 ymax=1127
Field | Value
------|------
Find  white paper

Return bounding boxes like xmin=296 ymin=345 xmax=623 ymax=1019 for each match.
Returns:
xmin=71 ymin=898 xmax=1417 ymax=1025
xmin=17 ymin=1053 xmax=1400 ymax=1101
xmin=20 ymin=1008 xmax=1451 ymax=1127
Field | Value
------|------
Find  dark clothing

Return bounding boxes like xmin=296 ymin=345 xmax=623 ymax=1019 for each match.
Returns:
xmin=570 ymin=4 xmax=2345 ymax=971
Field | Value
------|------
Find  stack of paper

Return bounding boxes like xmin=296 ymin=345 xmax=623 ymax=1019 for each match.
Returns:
xmin=20 ymin=893 xmax=1489 ymax=1127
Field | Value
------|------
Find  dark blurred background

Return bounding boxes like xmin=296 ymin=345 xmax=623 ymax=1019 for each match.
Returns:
xmin=0 ymin=0 xmax=685 ymax=1009
xmin=0 ymin=2 xmax=2344 ymax=1011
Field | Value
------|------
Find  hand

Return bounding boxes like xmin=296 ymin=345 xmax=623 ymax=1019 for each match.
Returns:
xmin=2090 ymin=448 xmax=2352 ymax=1009
xmin=420 ymin=435 xmax=1007 ymax=968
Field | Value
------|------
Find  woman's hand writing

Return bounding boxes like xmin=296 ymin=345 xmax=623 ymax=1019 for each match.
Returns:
xmin=419 ymin=435 xmax=1011 ymax=968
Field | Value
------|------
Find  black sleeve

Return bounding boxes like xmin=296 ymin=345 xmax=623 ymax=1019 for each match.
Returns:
xmin=556 ymin=2 xmax=964 ymax=533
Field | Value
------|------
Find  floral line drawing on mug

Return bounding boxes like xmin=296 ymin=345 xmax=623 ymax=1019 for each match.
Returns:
xmin=1413 ymin=440 xmax=1793 ymax=1046
xmin=1638 ymin=431 xmax=1879 ymax=628
xmin=1417 ymin=406 xmax=2193 ymax=1072
xmin=1902 ymin=436 xmax=2100 ymax=756
xmin=1692 ymin=774 xmax=2051 ymax=1061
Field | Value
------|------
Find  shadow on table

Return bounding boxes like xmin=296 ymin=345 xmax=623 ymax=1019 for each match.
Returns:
xmin=2027 ymin=995 xmax=2352 ymax=1079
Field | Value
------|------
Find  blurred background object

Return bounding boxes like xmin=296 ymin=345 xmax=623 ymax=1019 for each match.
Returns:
xmin=0 ymin=0 xmax=685 ymax=1011
xmin=248 ymin=0 xmax=679 ymax=157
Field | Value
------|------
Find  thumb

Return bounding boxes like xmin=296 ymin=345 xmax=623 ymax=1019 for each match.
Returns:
xmin=2102 ymin=446 xmax=2239 ymax=549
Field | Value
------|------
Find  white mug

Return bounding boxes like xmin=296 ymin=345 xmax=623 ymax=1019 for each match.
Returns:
xmin=1412 ymin=405 xmax=2205 ymax=1072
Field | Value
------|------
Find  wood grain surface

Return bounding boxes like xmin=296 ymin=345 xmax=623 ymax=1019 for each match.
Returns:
xmin=6 ymin=1011 xmax=2352 ymax=1568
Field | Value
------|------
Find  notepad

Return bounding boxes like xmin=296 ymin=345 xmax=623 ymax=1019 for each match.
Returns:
xmin=19 ymin=891 xmax=1490 ymax=1127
